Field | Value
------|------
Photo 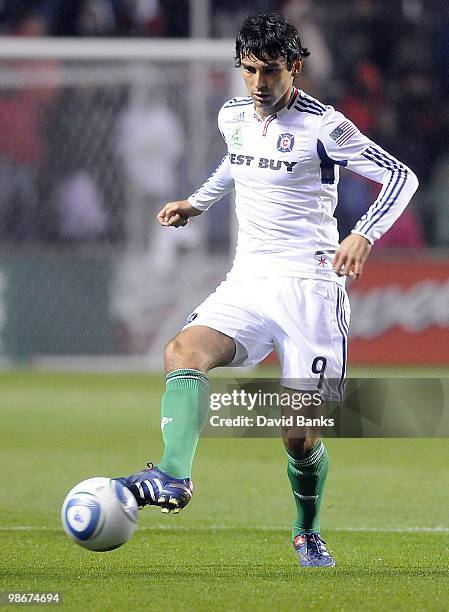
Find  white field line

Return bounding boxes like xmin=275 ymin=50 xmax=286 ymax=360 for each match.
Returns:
xmin=1 ymin=526 xmax=449 ymax=533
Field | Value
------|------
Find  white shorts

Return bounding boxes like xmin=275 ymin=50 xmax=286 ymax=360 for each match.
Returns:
xmin=183 ymin=276 xmax=350 ymax=401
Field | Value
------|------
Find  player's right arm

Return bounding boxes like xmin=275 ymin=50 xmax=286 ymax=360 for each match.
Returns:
xmin=156 ymin=154 xmax=234 ymax=227
xmin=157 ymin=200 xmax=202 ymax=228
xmin=187 ymin=154 xmax=234 ymax=212
xmin=157 ymin=104 xmax=236 ymax=228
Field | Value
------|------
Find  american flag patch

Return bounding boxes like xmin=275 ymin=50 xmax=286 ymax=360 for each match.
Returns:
xmin=330 ymin=121 xmax=358 ymax=146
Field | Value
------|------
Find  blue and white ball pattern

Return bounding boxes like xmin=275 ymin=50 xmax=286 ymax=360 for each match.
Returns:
xmin=64 ymin=494 xmax=102 ymax=541
xmin=61 ymin=477 xmax=138 ymax=552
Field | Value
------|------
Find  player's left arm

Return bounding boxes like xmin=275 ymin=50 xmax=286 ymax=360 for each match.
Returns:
xmin=318 ymin=108 xmax=419 ymax=278
xmin=332 ymin=232 xmax=372 ymax=280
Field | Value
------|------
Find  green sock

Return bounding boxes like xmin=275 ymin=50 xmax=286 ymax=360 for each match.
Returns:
xmin=287 ymin=440 xmax=329 ymax=539
xmin=157 ymin=369 xmax=209 ymax=479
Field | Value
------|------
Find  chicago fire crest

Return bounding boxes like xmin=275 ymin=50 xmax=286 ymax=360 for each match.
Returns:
xmin=277 ymin=132 xmax=295 ymax=152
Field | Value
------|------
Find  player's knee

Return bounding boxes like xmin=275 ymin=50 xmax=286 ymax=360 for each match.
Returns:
xmin=283 ymin=433 xmax=319 ymax=459
xmin=283 ymin=435 xmax=307 ymax=458
xmin=164 ymin=336 xmax=190 ymax=368
xmin=164 ymin=335 xmax=207 ymax=372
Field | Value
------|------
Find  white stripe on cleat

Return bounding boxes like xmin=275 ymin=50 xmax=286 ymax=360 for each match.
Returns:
xmin=135 ymin=483 xmax=144 ymax=499
xmin=143 ymin=479 xmax=156 ymax=501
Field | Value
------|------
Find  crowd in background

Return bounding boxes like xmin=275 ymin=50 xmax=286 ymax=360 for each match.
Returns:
xmin=0 ymin=0 xmax=448 ymax=248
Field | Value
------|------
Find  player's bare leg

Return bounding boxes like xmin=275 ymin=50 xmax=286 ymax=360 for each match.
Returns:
xmin=164 ymin=325 xmax=236 ymax=373
xmin=281 ymin=394 xmax=335 ymax=567
xmin=117 ymin=326 xmax=235 ymax=514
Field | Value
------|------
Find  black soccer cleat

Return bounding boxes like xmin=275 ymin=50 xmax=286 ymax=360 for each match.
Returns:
xmin=115 ymin=462 xmax=193 ymax=514
xmin=293 ymin=533 xmax=336 ymax=567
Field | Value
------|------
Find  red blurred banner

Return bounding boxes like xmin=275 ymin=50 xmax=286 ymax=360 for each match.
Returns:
xmin=347 ymin=254 xmax=449 ymax=365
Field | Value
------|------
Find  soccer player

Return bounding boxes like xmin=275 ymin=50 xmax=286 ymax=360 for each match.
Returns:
xmin=117 ymin=13 xmax=418 ymax=567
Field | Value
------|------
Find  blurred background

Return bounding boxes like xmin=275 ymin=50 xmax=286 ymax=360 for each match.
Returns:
xmin=0 ymin=0 xmax=448 ymax=369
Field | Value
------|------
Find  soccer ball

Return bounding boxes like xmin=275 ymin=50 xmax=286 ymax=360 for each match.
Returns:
xmin=61 ymin=477 xmax=138 ymax=552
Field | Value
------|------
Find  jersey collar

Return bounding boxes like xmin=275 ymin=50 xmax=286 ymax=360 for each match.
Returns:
xmin=286 ymin=86 xmax=300 ymax=110
xmin=252 ymin=86 xmax=299 ymax=124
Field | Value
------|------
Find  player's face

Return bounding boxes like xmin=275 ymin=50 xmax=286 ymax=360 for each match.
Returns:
xmin=240 ymin=55 xmax=300 ymax=117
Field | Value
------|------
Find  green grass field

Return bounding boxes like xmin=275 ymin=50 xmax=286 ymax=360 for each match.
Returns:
xmin=1 ymin=371 xmax=448 ymax=611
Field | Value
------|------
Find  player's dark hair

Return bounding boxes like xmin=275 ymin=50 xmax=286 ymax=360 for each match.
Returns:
xmin=235 ymin=13 xmax=310 ymax=69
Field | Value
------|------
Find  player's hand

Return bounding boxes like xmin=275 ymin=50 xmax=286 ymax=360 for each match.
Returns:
xmin=333 ymin=234 xmax=372 ymax=279
xmin=156 ymin=200 xmax=202 ymax=228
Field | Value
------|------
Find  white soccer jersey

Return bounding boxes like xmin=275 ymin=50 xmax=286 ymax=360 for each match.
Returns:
xmin=188 ymin=87 xmax=419 ymax=283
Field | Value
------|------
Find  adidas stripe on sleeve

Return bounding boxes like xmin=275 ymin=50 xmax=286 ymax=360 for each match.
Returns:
xmin=188 ymin=154 xmax=234 ymax=212
xmin=188 ymin=104 xmax=236 ymax=211
xmin=318 ymin=109 xmax=419 ymax=244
